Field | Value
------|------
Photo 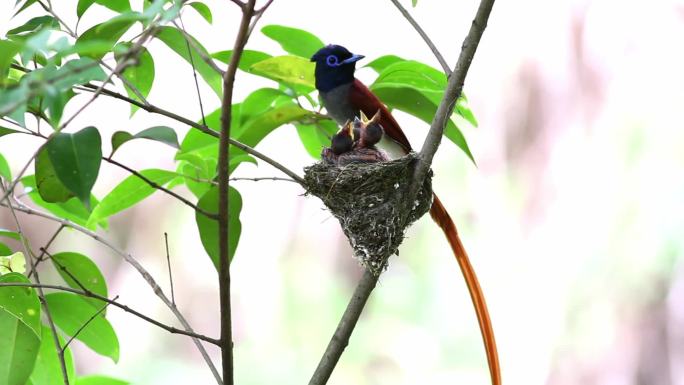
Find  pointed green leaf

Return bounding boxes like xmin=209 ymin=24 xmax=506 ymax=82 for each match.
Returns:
xmin=248 ymin=55 xmax=315 ymax=90
xmin=188 ymin=2 xmax=212 ymax=23
xmin=234 ymin=103 xmax=310 ymax=149
xmin=77 ymin=16 xmax=137 ymax=59
xmin=46 ymin=126 xmax=102 ymax=207
xmin=211 ymin=49 xmax=271 ymax=72
xmin=115 ymin=44 xmax=154 ymax=117
xmin=155 ymin=26 xmax=222 ymax=98
xmin=196 ymin=186 xmax=242 ymax=270
xmin=261 ymin=25 xmax=324 ymax=58
xmin=77 ymin=0 xmax=131 ymax=18
xmin=0 ymin=40 xmax=21 ymax=83
xmin=364 ymin=55 xmax=406 ymax=74
xmin=239 ymin=88 xmax=289 ymax=124
xmin=0 ymin=273 xmax=41 ymax=337
xmin=0 ymin=308 xmax=40 ymax=385
xmin=110 ymin=126 xmax=179 ymax=156
xmin=51 ymin=252 xmax=107 ymax=311
xmin=35 ymin=146 xmax=74 ymax=203
xmin=0 ymin=229 xmax=21 ymax=241
xmin=6 ymin=16 xmax=58 ymax=36
xmin=0 ymin=152 xmax=11 ymax=181
xmin=21 ymin=175 xmax=105 ymax=231
xmin=25 ymin=326 xmax=75 ymax=385
xmin=45 ymin=293 xmax=119 ymax=362
xmin=87 ymin=169 xmax=176 ymax=225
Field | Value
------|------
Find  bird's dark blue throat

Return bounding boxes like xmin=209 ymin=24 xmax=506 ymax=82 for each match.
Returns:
xmin=310 ymin=44 xmax=364 ymax=92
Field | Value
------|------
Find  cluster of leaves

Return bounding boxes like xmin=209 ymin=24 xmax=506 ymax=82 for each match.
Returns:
xmin=0 ymin=0 xmax=478 ymax=383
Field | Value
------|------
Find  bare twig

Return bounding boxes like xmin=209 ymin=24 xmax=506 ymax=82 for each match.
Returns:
xmin=27 ymin=225 xmax=65 ymax=279
xmin=0 ymin=282 xmax=221 ymax=346
xmin=389 ymin=0 xmax=451 ymax=75
xmin=309 ymin=269 xmax=378 ymax=385
xmin=172 ymin=18 xmax=225 ymax=78
xmin=61 ymin=295 xmax=118 ymax=352
xmin=103 ymin=157 xmax=219 ymax=219
xmin=164 ymin=233 xmax=176 ymax=306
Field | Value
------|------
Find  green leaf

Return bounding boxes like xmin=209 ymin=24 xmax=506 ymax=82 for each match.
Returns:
xmin=456 ymin=95 xmax=478 ymax=127
xmin=239 ymin=88 xmax=289 ymax=124
xmin=0 ymin=40 xmax=21 ymax=83
xmin=371 ymin=86 xmax=474 ymax=162
xmin=364 ymin=55 xmax=406 ymax=74
xmin=77 ymin=0 xmax=131 ymax=18
xmin=77 ymin=16 xmax=137 ymax=60
xmin=76 ymin=375 xmax=130 ymax=385
xmin=0 ymin=273 xmax=41 ymax=337
xmin=115 ymin=44 xmax=154 ymax=116
xmin=248 ymin=56 xmax=315 ymax=91
xmin=235 ymin=103 xmax=311 ymax=149
xmin=35 ymin=146 xmax=74 ymax=203
xmin=6 ymin=16 xmax=59 ymax=36
xmin=51 ymin=252 xmax=108 ymax=311
xmin=412 ymin=0 xmax=418 ymax=7
xmin=87 ymin=169 xmax=176 ymax=226
xmin=46 ymin=126 xmax=102 ymax=207
xmin=296 ymin=120 xmax=336 ymax=158
xmin=188 ymin=2 xmax=212 ymax=23
xmin=45 ymin=293 xmax=119 ymax=362
xmin=21 ymin=175 xmax=105 ymax=230
xmin=196 ymin=186 xmax=242 ymax=270
xmin=0 ymin=229 xmax=21 ymax=241
xmin=261 ymin=25 xmax=324 ymax=58
xmin=0 ymin=252 xmax=25 ymax=275
xmin=110 ymin=126 xmax=179 ymax=156
xmin=155 ymin=26 xmax=222 ymax=98
xmin=0 ymin=152 xmax=11 ymax=181
xmin=0 ymin=308 xmax=40 ymax=385
xmin=25 ymin=326 xmax=76 ymax=385
xmin=211 ymin=49 xmax=271 ymax=72
xmin=0 ymin=242 xmax=14 ymax=257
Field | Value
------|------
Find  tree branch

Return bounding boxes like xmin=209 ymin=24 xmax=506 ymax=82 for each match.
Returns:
xmin=0 ymin=283 xmax=221 ymax=345
xmin=389 ymin=0 xmax=451 ymax=75
xmin=218 ymin=1 xmax=257 ymax=383
xmin=103 ymin=157 xmax=219 ymax=219
xmin=308 ymin=269 xmax=378 ymax=385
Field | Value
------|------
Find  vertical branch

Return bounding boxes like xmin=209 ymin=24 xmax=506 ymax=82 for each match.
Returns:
xmin=217 ymin=1 xmax=256 ymax=384
xmin=164 ymin=233 xmax=176 ymax=305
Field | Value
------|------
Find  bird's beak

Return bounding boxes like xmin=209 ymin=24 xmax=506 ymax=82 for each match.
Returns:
xmin=347 ymin=121 xmax=355 ymax=140
xmin=341 ymin=54 xmax=365 ymax=65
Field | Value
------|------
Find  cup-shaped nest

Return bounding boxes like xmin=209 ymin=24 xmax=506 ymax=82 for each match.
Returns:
xmin=303 ymin=153 xmax=433 ymax=274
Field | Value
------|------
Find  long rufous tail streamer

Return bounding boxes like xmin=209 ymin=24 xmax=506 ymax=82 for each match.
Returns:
xmin=430 ymin=194 xmax=501 ymax=385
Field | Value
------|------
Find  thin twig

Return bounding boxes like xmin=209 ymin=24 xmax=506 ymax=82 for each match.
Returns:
xmin=177 ymin=15 xmax=210 ymax=126
xmin=229 ymin=176 xmax=296 ymax=183
xmin=0 ymin=282 xmax=221 ymax=345
xmin=27 ymin=225 xmax=65 ymax=279
xmin=71 ymin=83 xmax=306 ymax=185
xmin=164 ymin=233 xmax=175 ymax=306
xmin=389 ymin=0 xmax=451 ymax=75
xmin=1 ymin=190 xmax=69 ymax=385
xmin=103 ymin=157 xmax=219 ymax=219
xmin=309 ymin=269 xmax=378 ymax=385
xmin=61 ymin=295 xmax=118 ymax=352
xmin=4 ymin=198 xmax=223 ymax=384
xmin=172 ymin=19 xmax=225 ymax=78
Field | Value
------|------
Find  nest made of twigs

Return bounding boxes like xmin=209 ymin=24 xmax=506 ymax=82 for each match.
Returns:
xmin=303 ymin=153 xmax=433 ymax=274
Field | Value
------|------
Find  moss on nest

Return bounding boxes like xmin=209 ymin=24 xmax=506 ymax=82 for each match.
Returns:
xmin=303 ymin=153 xmax=433 ymax=274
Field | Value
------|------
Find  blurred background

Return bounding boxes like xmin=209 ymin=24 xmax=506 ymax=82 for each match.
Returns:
xmin=2 ymin=0 xmax=684 ymax=384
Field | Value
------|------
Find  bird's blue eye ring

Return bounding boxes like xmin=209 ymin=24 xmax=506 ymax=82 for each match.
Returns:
xmin=326 ymin=55 xmax=339 ymax=67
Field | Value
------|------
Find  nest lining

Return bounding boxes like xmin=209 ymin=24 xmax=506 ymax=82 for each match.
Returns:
xmin=303 ymin=153 xmax=433 ymax=274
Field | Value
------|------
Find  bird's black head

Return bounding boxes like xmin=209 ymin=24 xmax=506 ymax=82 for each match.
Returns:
xmin=310 ymin=44 xmax=364 ymax=92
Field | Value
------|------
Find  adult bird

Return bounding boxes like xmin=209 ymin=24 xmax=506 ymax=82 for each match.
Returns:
xmin=311 ymin=44 xmax=501 ymax=385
